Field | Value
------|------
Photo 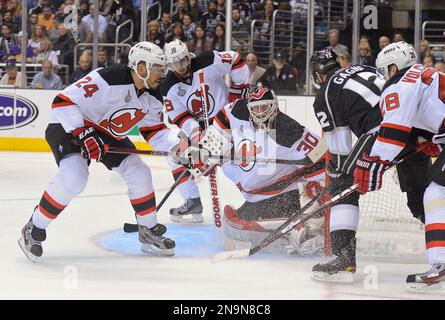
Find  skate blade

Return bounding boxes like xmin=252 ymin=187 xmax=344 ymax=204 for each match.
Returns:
xmin=140 ymin=243 xmax=175 ymax=256
xmin=406 ymin=282 xmax=445 ymax=294
xmin=312 ymin=271 xmax=354 ymax=283
xmin=18 ymin=238 xmax=39 ymax=263
xmin=170 ymin=213 xmax=204 ymax=224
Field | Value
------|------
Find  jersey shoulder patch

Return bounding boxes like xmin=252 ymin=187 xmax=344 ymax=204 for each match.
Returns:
xmin=97 ymin=64 xmax=133 ymax=86
xmin=273 ymin=112 xmax=306 ymax=148
xmin=160 ymin=71 xmax=181 ymax=96
xmin=191 ymin=51 xmax=215 ymax=71
xmin=230 ymin=99 xmax=250 ymax=121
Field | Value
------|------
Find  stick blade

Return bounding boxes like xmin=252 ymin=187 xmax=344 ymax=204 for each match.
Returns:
xmin=212 ymin=248 xmax=251 ymax=263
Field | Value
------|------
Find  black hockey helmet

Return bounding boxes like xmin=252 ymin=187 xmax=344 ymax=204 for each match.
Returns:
xmin=309 ymin=48 xmax=340 ymax=89
xmin=247 ymin=86 xmax=278 ymax=132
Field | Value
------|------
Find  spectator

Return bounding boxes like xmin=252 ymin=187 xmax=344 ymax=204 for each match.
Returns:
xmin=160 ymin=12 xmax=173 ymax=41
xmin=53 ymin=24 xmax=75 ymax=68
xmin=147 ymin=20 xmax=165 ymax=49
xmin=34 ymin=38 xmax=58 ymax=65
xmin=1 ymin=10 xmax=13 ymax=31
xmin=423 ymin=55 xmax=436 ymax=68
xmin=38 ymin=5 xmax=56 ymax=31
xmin=29 ymin=24 xmax=49 ymax=56
xmin=258 ymin=51 xmax=297 ymax=94
xmin=189 ymin=0 xmax=203 ymax=22
xmin=216 ymin=0 xmax=225 ymax=16
xmin=245 ymin=53 xmax=265 ymax=87
xmin=70 ymin=53 xmax=92 ymax=83
xmin=172 ymin=0 xmax=190 ymax=23
xmin=166 ymin=22 xmax=187 ymax=43
xmin=200 ymin=0 xmax=225 ymax=37
xmin=188 ymin=24 xmax=211 ymax=56
xmin=232 ymin=8 xmax=248 ymax=33
xmin=82 ymin=3 xmax=108 ymax=43
xmin=289 ymin=42 xmax=306 ymax=88
xmin=378 ymin=35 xmax=391 ymax=51
xmin=0 ymin=60 xmax=22 ymax=87
xmin=420 ymin=40 xmax=431 ymax=62
xmin=182 ymin=14 xmax=196 ymax=42
xmin=7 ymin=1 xmax=22 ymax=33
xmin=29 ymin=0 xmax=53 ymax=15
xmin=27 ymin=13 xmax=39 ymax=36
xmin=338 ymin=51 xmax=352 ymax=68
xmin=327 ymin=29 xmax=348 ymax=55
xmin=0 ymin=24 xmax=17 ymax=62
xmin=211 ymin=22 xmax=225 ymax=51
xmin=358 ymin=42 xmax=375 ymax=67
xmin=97 ymin=48 xmax=112 ymax=68
xmin=31 ymin=59 xmax=62 ymax=89
xmin=234 ymin=0 xmax=254 ymax=20
xmin=393 ymin=31 xmax=404 ymax=43
xmin=434 ymin=60 xmax=445 ymax=73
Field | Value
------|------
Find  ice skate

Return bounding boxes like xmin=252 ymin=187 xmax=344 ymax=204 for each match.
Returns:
xmin=312 ymin=238 xmax=357 ymax=283
xmin=170 ymin=198 xmax=204 ymax=223
xmin=138 ymin=223 xmax=175 ymax=256
xmin=406 ymin=263 xmax=445 ymax=293
xmin=18 ymin=219 xmax=46 ymax=263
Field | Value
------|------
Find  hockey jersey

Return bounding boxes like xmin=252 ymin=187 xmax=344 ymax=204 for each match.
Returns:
xmin=370 ymin=64 xmax=445 ymax=161
xmin=50 ymin=64 xmax=177 ymax=151
xmin=313 ymin=65 xmax=385 ymax=156
xmin=213 ymin=99 xmax=325 ymax=202
xmin=160 ymin=50 xmax=249 ymax=136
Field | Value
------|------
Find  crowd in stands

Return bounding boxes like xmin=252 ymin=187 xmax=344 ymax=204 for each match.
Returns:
xmin=0 ymin=0 xmax=444 ymax=93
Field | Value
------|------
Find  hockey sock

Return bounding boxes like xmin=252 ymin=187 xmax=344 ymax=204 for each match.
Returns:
xmin=171 ymin=167 xmax=200 ymax=200
xmin=424 ymin=182 xmax=445 ymax=264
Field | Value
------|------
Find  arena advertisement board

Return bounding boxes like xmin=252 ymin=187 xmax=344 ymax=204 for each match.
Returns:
xmin=0 ymin=93 xmax=39 ymax=130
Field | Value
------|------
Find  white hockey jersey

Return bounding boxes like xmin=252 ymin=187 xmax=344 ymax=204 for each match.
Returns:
xmin=213 ymin=100 xmax=326 ymax=202
xmin=370 ymin=64 xmax=445 ymax=161
xmin=50 ymin=65 xmax=177 ymax=150
xmin=160 ymin=50 xmax=249 ymax=136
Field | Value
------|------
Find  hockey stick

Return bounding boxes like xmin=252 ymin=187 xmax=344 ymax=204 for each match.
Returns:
xmin=198 ymin=69 xmax=224 ymax=237
xmin=105 ymin=146 xmax=312 ymax=166
xmin=212 ymin=144 xmax=426 ymax=262
xmin=123 ymin=169 xmax=189 ymax=233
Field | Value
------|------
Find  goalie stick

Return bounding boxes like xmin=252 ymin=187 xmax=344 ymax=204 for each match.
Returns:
xmin=105 ymin=146 xmax=315 ymax=166
xmin=123 ymin=169 xmax=189 ymax=233
xmin=212 ymin=144 xmax=426 ymax=262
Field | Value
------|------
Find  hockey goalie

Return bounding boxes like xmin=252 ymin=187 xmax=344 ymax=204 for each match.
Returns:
xmin=176 ymin=86 xmax=329 ymax=255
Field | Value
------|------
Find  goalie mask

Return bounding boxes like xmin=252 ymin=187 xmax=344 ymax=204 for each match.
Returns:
xmin=128 ymin=41 xmax=166 ymax=89
xmin=309 ymin=48 xmax=340 ymax=89
xmin=247 ymin=86 xmax=278 ymax=132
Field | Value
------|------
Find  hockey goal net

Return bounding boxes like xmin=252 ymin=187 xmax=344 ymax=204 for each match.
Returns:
xmin=355 ymin=166 xmax=425 ymax=257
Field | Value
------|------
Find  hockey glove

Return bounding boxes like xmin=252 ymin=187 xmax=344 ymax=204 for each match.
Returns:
xmin=417 ymin=137 xmax=442 ymax=157
xmin=353 ymin=154 xmax=389 ymax=195
xmin=72 ymin=126 xmax=105 ymax=161
xmin=228 ymin=84 xmax=250 ymax=103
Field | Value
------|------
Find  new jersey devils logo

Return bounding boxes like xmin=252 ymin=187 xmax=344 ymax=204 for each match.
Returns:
xmin=249 ymin=87 xmax=268 ymax=100
xmin=236 ymin=139 xmax=263 ymax=171
xmin=186 ymin=84 xmax=215 ymax=119
xmin=100 ymin=108 xmax=146 ymax=136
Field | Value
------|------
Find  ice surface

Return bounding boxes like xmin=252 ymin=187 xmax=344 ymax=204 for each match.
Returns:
xmin=1 ymin=151 xmax=444 ymax=299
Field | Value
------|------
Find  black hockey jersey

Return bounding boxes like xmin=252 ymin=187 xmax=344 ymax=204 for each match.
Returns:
xmin=313 ymin=65 xmax=385 ymax=155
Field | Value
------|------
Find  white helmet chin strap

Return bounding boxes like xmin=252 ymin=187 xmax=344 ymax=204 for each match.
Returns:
xmin=135 ymin=67 xmax=151 ymax=89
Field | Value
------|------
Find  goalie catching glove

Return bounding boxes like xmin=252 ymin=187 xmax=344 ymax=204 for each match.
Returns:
xmin=72 ymin=126 xmax=106 ymax=161
xmin=353 ymin=154 xmax=389 ymax=195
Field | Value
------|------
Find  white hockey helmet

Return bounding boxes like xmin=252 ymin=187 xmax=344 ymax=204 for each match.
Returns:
xmin=128 ymin=41 xmax=165 ymax=88
xmin=164 ymin=39 xmax=191 ymax=73
xmin=375 ymin=41 xmax=417 ymax=80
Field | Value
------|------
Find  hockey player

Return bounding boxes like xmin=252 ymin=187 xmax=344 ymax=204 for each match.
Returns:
xmin=354 ymin=42 xmax=445 ymax=292
xmin=309 ymin=48 xmax=432 ymax=282
xmin=18 ymin=42 xmax=178 ymax=262
xmin=161 ymin=39 xmax=250 ymax=223
xmin=177 ymin=86 xmax=328 ymax=255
